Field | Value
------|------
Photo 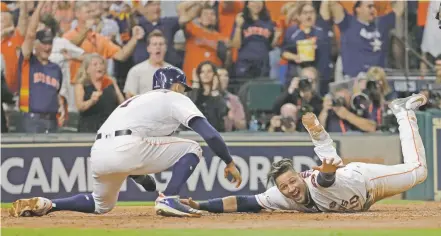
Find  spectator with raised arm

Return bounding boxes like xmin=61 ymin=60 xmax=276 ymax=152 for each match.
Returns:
xmin=63 ymin=2 xmax=145 ymax=85
xmin=188 ymin=61 xmax=229 ymax=132
xmin=232 ymin=1 xmax=275 ymax=78
xmin=74 ymin=54 xmax=125 ymax=133
xmin=282 ymin=1 xmax=331 ymax=88
xmin=183 ymin=4 xmax=229 ymax=85
xmin=1 ymin=1 xmax=28 ymax=93
xmin=40 ymin=14 xmax=85 ymax=113
xmin=17 ymin=2 xmax=65 ymax=133
xmin=322 ymin=0 xmax=404 ymax=78
xmin=132 ymin=0 xmax=201 ymax=67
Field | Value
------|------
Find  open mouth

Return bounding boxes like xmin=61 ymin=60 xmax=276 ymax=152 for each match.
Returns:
xmin=292 ymin=188 xmax=300 ymax=199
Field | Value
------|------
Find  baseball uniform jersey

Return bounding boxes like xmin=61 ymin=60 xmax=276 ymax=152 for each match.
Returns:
xmin=90 ymin=90 xmax=205 ymax=213
xmin=256 ymin=110 xmax=427 ymax=213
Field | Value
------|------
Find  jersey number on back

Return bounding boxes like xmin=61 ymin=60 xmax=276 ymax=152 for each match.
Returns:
xmin=119 ymin=95 xmax=140 ymax=108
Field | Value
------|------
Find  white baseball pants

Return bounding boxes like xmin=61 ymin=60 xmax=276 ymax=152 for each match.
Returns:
xmin=89 ymin=135 xmax=202 ymax=214
xmin=313 ymin=110 xmax=427 ymax=207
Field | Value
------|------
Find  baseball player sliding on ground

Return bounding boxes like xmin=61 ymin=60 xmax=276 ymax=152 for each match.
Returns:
xmin=181 ymin=94 xmax=428 ymax=213
xmin=9 ymin=66 xmax=242 ymax=218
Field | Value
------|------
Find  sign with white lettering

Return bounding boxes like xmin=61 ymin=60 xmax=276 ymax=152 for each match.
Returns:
xmin=1 ymin=141 xmax=335 ymax=202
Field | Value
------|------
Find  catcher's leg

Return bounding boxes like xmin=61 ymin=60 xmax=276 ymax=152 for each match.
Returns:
xmin=359 ymin=94 xmax=428 ymax=205
xmin=302 ymin=112 xmax=343 ymax=165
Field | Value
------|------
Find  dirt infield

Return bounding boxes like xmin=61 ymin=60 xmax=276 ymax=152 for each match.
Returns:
xmin=2 ymin=202 xmax=441 ymax=230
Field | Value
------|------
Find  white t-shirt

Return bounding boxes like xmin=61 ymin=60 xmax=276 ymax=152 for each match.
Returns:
xmin=421 ymin=1 xmax=441 ymax=57
xmin=49 ymin=37 xmax=84 ymax=111
xmin=124 ymin=60 xmax=171 ymax=95
xmin=98 ymin=90 xmax=205 ymax=137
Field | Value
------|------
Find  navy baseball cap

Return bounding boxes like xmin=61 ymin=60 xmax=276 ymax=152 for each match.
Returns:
xmin=36 ymin=29 xmax=54 ymax=44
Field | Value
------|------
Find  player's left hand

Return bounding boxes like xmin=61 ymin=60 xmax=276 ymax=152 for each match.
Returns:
xmin=224 ymin=162 xmax=242 ymax=188
xmin=312 ymin=158 xmax=341 ymax=173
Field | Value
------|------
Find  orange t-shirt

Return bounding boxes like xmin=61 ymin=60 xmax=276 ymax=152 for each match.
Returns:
xmin=417 ymin=1 xmax=430 ymax=27
xmin=265 ymin=1 xmax=286 ymax=23
xmin=1 ymin=2 xmax=8 ymax=12
xmin=218 ymin=0 xmax=244 ymax=62
xmin=183 ymin=22 xmax=227 ymax=85
xmin=63 ymin=29 xmax=121 ymax=84
xmin=1 ymin=29 xmax=25 ymax=93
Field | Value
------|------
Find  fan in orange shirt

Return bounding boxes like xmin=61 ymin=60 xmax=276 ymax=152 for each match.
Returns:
xmin=183 ymin=5 xmax=228 ymax=85
xmin=1 ymin=2 xmax=29 ymax=93
xmin=217 ymin=1 xmax=244 ymax=63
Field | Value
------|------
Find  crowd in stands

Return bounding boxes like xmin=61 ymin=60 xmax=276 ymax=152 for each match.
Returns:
xmin=1 ymin=0 xmax=441 ymax=135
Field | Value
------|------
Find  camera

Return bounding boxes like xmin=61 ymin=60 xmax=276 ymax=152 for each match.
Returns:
xmin=366 ymin=79 xmax=378 ymax=92
xmin=350 ymin=93 xmax=371 ymax=117
xmin=364 ymin=79 xmax=382 ymax=107
xmin=280 ymin=116 xmax=296 ymax=129
xmin=298 ymin=77 xmax=313 ymax=91
xmin=379 ymin=108 xmax=399 ymax=133
xmin=332 ymin=97 xmax=346 ymax=107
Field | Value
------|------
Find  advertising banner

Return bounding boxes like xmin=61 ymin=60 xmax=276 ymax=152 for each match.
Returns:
xmin=1 ymin=141 xmax=336 ymax=202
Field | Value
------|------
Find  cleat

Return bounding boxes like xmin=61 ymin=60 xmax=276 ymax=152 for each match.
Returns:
xmin=302 ymin=112 xmax=329 ymax=142
xmin=9 ymin=197 xmax=52 ymax=217
xmin=388 ymin=93 xmax=427 ymax=115
xmin=155 ymin=195 xmax=202 ymax=218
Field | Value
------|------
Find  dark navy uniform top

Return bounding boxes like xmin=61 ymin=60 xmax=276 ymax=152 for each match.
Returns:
xmin=18 ymin=53 xmax=62 ymax=113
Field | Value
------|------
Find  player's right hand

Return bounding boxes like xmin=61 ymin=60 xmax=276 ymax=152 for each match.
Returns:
xmin=224 ymin=162 xmax=242 ymax=188
xmin=312 ymin=158 xmax=341 ymax=173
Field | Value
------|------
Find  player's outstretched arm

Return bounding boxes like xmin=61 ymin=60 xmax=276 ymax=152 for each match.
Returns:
xmin=180 ymin=196 xmax=263 ymax=213
xmin=188 ymin=117 xmax=242 ymax=187
xmin=312 ymin=158 xmax=340 ymax=188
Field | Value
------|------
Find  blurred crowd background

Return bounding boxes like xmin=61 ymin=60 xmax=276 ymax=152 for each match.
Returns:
xmin=1 ymin=0 xmax=441 ymax=135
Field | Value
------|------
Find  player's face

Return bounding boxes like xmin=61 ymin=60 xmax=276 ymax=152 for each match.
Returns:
xmin=147 ymin=36 xmax=167 ymax=62
xmin=298 ymin=4 xmax=316 ymax=28
xmin=199 ymin=64 xmax=215 ymax=84
xmin=275 ymin=170 xmax=308 ymax=204
xmin=248 ymin=1 xmax=264 ymax=16
xmin=87 ymin=57 xmax=106 ymax=80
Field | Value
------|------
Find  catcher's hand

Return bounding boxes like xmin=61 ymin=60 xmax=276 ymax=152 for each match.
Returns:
xmin=312 ymin=158 xmax=341 ymax=173
xmin=180 ymin=197 xmax=200 ymax=209
xmin=224 ymin=162 xmax=242 ymax=188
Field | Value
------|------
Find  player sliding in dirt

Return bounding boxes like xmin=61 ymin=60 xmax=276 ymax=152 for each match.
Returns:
xmin=181 ymin=94 xmax=428 ymax=213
